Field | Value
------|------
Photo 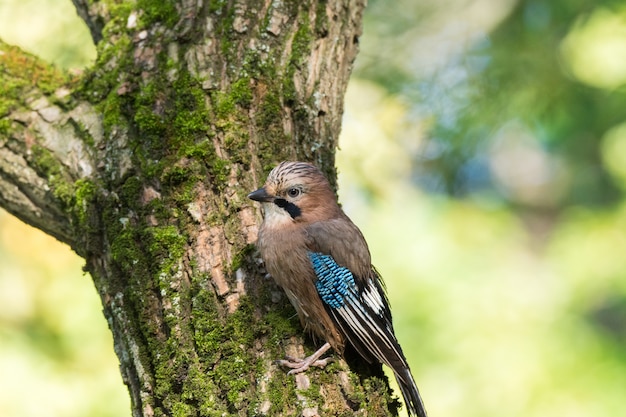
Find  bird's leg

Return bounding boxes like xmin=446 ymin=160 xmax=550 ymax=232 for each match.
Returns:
xmin=277 ymin=342 xmax=333 ymax=375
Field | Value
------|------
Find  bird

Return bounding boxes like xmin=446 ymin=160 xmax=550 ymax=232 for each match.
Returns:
xmin=248 ymin=161 xmax=427 ymax=417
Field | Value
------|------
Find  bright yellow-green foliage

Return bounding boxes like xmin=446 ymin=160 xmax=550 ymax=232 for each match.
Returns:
xmin=337 ymin=80 xmax=626 ymax=417
xmin=0 ymin=0 xmax=95 ymax=69
xmin=0 ymin=211 xmax=130 ymax=417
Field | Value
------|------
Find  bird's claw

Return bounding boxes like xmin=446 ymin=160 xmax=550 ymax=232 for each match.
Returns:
xmin=276 ymin=342 xmax=333 ymax=375
xmin=276 ymin=356 xmax=333 ymax=375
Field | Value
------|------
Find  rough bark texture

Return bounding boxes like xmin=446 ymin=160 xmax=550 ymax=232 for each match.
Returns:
xmin=0 ymin=1 xmax=401 ymax=416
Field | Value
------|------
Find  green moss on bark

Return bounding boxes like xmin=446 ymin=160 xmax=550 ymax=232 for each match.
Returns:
xmin=64 ymin=0 xmax=377 ymax=414
xmin=137 ymin=0 xmax=179 ymax=28
xmin=0 ymin=41 xmax=69 ymax=115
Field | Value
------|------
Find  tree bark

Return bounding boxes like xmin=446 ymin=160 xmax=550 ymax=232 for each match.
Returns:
xmin=0 ymin=1 xmax=401 ymax=416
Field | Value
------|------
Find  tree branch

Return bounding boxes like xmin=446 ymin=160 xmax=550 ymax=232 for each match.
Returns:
xmin=70 ymin=0 xmax=109 ymax=44
xmin=0 ymin=40 xmax=101 ymax=249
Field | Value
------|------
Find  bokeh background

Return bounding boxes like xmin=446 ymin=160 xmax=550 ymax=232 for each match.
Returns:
xmin=1 ymin=0 xmax=626 ymax=416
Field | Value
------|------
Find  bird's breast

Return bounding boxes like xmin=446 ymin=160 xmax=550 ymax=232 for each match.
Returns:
xmin=257 ymin=224 xmax=346 ymax=351
xmin=258 ymin=226 xmax=309 ymax=282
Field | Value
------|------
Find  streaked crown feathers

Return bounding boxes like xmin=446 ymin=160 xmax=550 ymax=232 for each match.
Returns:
xmin=250 ymin=161 xmax=340 ymax=223
xmin=265 ymin=161 xmax=330 ymax=192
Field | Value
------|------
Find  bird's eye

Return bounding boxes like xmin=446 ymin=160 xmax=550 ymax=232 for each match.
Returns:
xmin=287 ymin=187 xmax=301 ymax=198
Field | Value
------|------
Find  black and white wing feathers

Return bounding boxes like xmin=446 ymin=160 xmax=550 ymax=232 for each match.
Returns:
xmin=305 ymin=220 xmax=427 ymax=417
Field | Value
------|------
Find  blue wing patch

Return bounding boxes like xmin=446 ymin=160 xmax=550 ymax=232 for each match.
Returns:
xmin=308 ymin=252 xmax=357 ymax=309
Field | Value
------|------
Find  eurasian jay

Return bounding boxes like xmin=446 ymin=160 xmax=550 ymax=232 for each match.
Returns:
xmin=248 ymin=161 xmax=427 ymax=417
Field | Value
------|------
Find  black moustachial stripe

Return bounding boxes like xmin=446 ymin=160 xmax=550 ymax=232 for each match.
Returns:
xmin=274 ymin=198 xmax=301 ymax=219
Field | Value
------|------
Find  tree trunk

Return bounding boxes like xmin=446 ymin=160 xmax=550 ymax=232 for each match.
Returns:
xmin=0 ymin=0 xmax=400 ymax=415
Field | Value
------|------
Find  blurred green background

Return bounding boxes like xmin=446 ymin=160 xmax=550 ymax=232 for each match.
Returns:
xmin=1 ymin=0 xmax=626 ymax=416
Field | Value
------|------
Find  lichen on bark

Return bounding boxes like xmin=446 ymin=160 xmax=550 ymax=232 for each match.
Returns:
xmin=0 ymin=0 xmax=405 ymax=416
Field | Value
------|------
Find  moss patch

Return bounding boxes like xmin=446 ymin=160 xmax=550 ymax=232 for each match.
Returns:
xmin=0 ymin=40 xmax=69 ymax=115
xmin=137 ymin=0 xmax=179 ymax=28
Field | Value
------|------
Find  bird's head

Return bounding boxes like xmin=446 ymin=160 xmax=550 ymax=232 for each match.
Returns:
xmin=248 ymin=161 xmax=340 ymax=225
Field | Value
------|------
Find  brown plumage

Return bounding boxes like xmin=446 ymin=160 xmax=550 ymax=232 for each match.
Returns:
xmin=249 ymin=161 xmax=427 ymax=417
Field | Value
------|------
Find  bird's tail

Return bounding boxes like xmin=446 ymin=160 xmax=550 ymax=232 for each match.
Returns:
xmin=394 ymin=367 xmax=428 ymax=417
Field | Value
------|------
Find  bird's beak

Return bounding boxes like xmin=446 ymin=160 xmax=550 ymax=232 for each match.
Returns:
xmin=248 ymin=187 xmax=273 ymax=202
